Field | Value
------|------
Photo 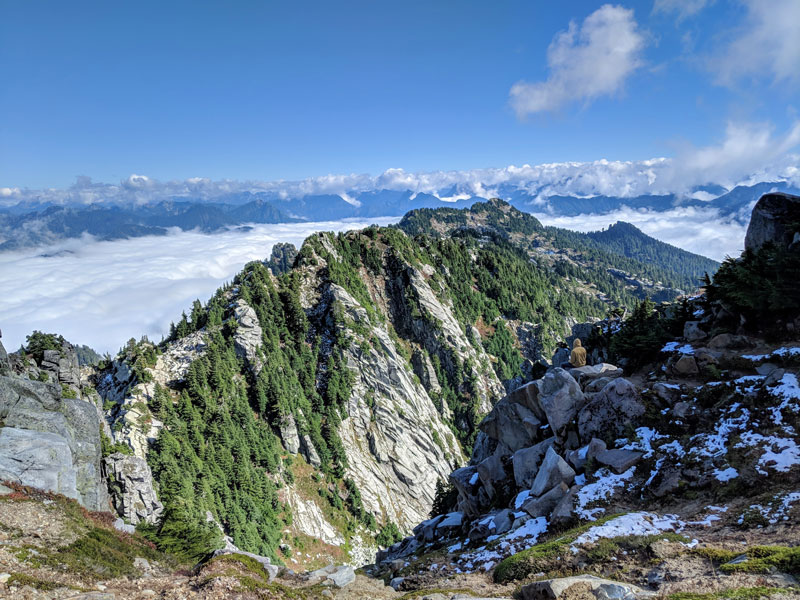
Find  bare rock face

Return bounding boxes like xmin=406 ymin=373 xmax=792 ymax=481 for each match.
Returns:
xmin=744 ymin=192 xmax=800 ymax=252
xmin=232 ymin=299 xmax=264 ymax=373
xmin=104 ymin=452 xmax=164 ymax=525
xmin=0 ymin=340 xmax=10 ymax=376
xmin=0 ymin=375 xmax=108 ymax=511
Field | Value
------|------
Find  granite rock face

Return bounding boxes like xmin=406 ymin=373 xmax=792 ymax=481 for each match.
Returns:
xmin=744 ymin=192 xmax=800 ymax=252
xmin=0 ymin=374 xmax=108 ymax=510
xmin=104 ymin=452 xmax=164 ymax=525
xmin=577 ymin=378 xmax=644 ymax=444
xmin=232 ymin=299 xmax=264 ymax=373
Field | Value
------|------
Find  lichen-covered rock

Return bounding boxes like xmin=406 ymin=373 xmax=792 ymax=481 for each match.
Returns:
xmin=104 ymin=452 xmax=163 ymax=525
xmin=577 ymin=378 xmax=644 ymax=444
xmin=0 ymin=375 xmax=108 ymax=510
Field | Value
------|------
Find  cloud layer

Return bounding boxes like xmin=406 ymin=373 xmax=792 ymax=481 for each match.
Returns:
xmin=509 ymin=5 xmax=646 ymax=116
xmin=0 ymin=218 xmax=396 ymax=355
xmin=533 ymin=205 xmax=747 ymax=261
xmin=3 ymin=119 xmax=798 ymax=210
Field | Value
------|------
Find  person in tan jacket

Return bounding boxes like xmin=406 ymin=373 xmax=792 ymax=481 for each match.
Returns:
xmin=569 ymin=338 xmax=587 ymax=368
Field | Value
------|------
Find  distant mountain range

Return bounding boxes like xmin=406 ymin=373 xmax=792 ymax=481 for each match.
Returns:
xmin=1 ymin=180 xmax=797 ymax=252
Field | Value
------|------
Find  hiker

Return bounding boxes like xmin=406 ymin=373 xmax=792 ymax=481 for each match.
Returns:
xmin=569 ymin=338 xmax=587 ymax=368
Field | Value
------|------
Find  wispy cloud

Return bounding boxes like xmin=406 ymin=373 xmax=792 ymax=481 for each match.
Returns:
xmin=713 ymin=0 xmax=800 ymax=87
xmin=0 ymin=218 xmax=397 ymax=355
xmin=509 ymin=4 xmax=646 ymax=116
xmin=653 ymin=0 xmax=713 ymax=20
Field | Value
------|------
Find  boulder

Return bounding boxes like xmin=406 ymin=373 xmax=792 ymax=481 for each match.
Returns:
xmin=232 ymin=299 xmax=264 ymax=373
xmin=567 ymin=438 xmax=606 ymax=471
xmin=450 ymin=466 xmax=482 ymax=517
xmin=577 ymin=379 xmax=644 ymax=444
xmin=512 ymin=437 xmax=555 ymax=489
xmin=535 ymin=368 xmax=585 ymax=435
xmin=672 ymin=401 xmax=695 ymax=419
xmin=479 ymin=397 xmax=542 ymax=453
xmin=694 ymin=348 xmax=719 ymax=369
xmin=651 ymin=383 xmax=681 ymax=405
xmin=522 ymin=482 xmax=569 ymax=518
xmin=520 ymin=575 xmax=649 ymax=600
xmin=595 ymin=449 xmax=643 ymax=474
xmin=435 ymin=511 xmax=463 ymax=537
xmin=744 ymin=192 xmax=800 ymax=252
xmin=708 ymin=334 xmax=752 ymax=350
xmin=506 ymin=380 xmax=546 ymax=421
xmin=569 ymin=364 xmax=623 ymax=389
xmin=672 ymin=355 xmax=699 ymax=376
xmin=550 ymin=486 xmax=578 ymax=528
xmin=493 ymin=508 xmax=513 ymax=535
xmin=477 ymin=454 xmax=507 ymax=499
xmin=683 ymin=321 xmax=707 ymax=342
xmin=531 ymin=447 xmax=575 ymax=496
xmin=551 ymin=347 xmax=570 ymax=369
xmin=584 ymin=377 xmax=613 ymax=394
xmin=300 ymin=434 xmax=321 ymax=468
xmin=104 ymin=453 xmax=164 ymax=525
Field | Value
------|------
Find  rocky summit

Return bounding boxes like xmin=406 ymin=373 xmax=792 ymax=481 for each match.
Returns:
xmin=0 ymin=194 xmax=799 ymax=599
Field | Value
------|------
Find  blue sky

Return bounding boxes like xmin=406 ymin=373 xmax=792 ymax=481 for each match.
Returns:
xmin=1 ymin=0 xmax=798 ymax=189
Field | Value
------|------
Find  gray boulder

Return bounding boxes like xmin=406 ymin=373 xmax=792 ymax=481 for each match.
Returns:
xmin=536 ymin=368 xmax=585 ymax=435
xmin=569 ymin=364 xmax=623 ymax=389
xmin=300 ymin=434 xmax=321 ymax=468
xmin=651 ymin=383 xmax=681 ymax=404
xmin=595 ymin=449 xmax=644 ymax=474
xmin=683 ymin=321 xmax=707 ymax=342
xmin=520 ymin=575 xmax=649 ymax=600
xmin=522 ymin=482 xmax=569 ymax=518
xmin=477 ymin=454 xmax=507 ymax=499
xmin=450 ymin=466 xmax=482 ymax=517
xmin=744 ymin=192 xmax=800 ymax=252
xmin=531 ymin=447 xmax=575 ymax=496
xmin=672 ymin=355 xmax=699 ymax=376
xmin=567 ymin=438 xmax=606 ymax=471
xmin=104 ymin=453 xmax=164 ymax=525
xmin=279 ymin=414 xmax=301 ymax=454
xmin=479 ymin=397 xmax=542 ymax=453
xmin=232 ymin=299 xmax=264 ymax=373
xmin=0 ymin=375 xmax=108 ymax=510
xmin=550 ymin=485 xmax=579 ymax=528
xmin=513 ymin=437 xmax=555 ymax=489
xmin=577 ymin=379 xmax=644 ymax=444
xmin=708 ymin=333 xmax=752 ymax=350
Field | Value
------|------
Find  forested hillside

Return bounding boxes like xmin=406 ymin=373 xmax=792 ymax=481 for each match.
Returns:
xmin=398 ymin=199 xmax=718 ymax=300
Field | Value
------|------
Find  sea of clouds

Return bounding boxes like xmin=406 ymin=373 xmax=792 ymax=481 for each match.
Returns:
xmin=0 ymin=218 xmax=397 ymax=355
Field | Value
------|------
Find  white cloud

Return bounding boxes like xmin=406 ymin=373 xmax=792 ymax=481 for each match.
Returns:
xmin=509 ymin=5 xmax=646 ymax=116
xmin=653 ymin=0 xmax=712 ymax=19
xmin=533 ymin=205 xmax=747 ymax=261
xmin=714 ymin=0 xmax=800 ymax=87
xmin=0 ymin=218 xmax=397 ymax=355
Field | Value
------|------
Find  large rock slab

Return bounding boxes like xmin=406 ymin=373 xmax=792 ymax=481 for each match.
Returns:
xmin=0 ymin=375 xmax=108 ymax=510
xmin=531 ymin=447 xmax=575 ymax=496
xmin=513 ymin=437 xmax=555 ymax=489
xmin=522 ymin=482 xmax=568 ymax=518
xmin=0 ymin=427 xmax=77 ymax=500
xmin=577 ymin=378 xmax=644 ymax=444
xmin=595 ymin=449 xmax=644 ymax=474
xmin=536 ymin=368 xmax=585 ymax=435
xmin=479 ymin=397 xmax=542 ymax=453
xmin=745 ymin=192 xmax=800 ymax=252
xmin=104 ymin=453 xmax=164 ymax=525
xmin=521 ymin=575 xmax=650 ymax=599
xmin=568 ymin=364 xmax=623 ymax=389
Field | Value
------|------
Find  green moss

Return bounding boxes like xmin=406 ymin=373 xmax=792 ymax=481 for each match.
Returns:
xmin=493 ymin=514 xmax=620 ymax=583
xmin=721 ymin=546 xmax=800 ymax=575
xmin=6 ymin=572 xmax=68 ymax=591
xmin=668 ymin=586 xmax=788 ymax=600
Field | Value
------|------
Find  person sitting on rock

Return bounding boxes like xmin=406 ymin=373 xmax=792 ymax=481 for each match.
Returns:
xmin=569 ymin=338 xmax=587 ymax=368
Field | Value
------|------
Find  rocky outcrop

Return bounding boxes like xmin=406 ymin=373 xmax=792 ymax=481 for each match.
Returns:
xmin=577 ymin=378 xmax=644 ymax=443
xmin=285 ymin=488 xmax=346 ymax=547
xmin=232 ymin=299 xmax=263 ymax=373
xmin=744 ymin=192 xmax=800 ymax=252
xmin=0 ymin=374 xmax=108 ymax=511
xmin=104 ymin=452 xmax=163 ymax=525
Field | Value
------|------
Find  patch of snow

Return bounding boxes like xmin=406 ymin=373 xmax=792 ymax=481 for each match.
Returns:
xmin=743 ymin=347 xmax=800 ymax=361
xmin=571 ymin=512 xmax=684 ymax=550
xmin=737 ymin=432 xmax=800 ymax=473
xmin=619 ymin=427 xmax=666 ymax=458
xmin=574 ymin=473 xmax=586 ymax=486
xmin=713 ymin=467 xmax=738 ymax=482
xmin=575 ymin=467 xmax=636 ymax=520
xmin=469 ymin=472 xmax=479 ymax=485
xmin=662 ymin=342 xmax=694 ymax=355
xmin=505 ymin=517 xmax=548 ymax=542
xmin=513 ymin=490 xmax=531 ymax=510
